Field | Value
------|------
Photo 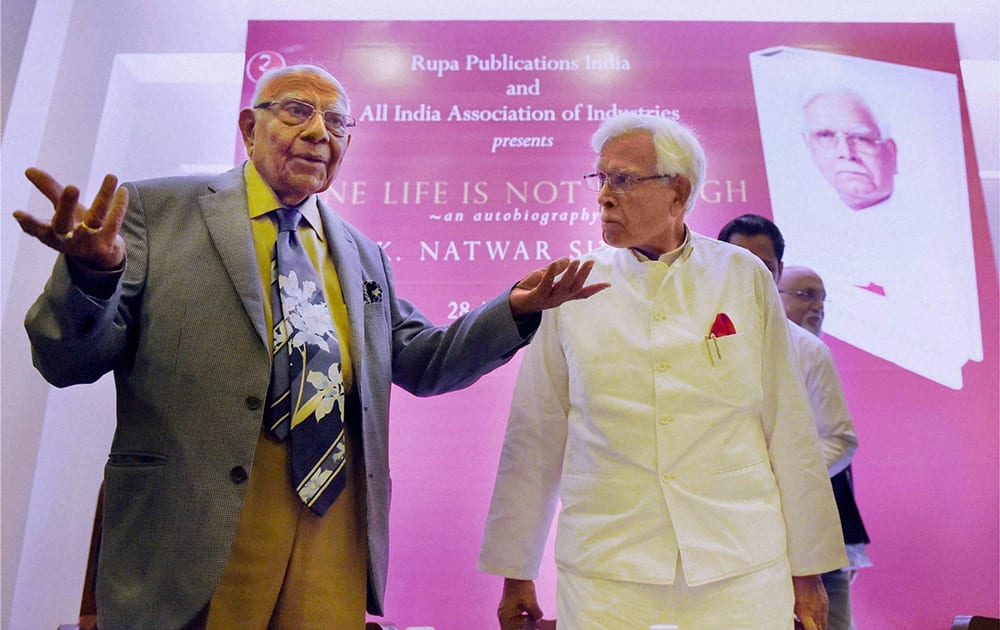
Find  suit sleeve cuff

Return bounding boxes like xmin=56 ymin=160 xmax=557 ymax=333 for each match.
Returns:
xmin=65 ymin=255 xmax=125 ymax=300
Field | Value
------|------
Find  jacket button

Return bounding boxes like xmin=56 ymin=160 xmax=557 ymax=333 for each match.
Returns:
xmin=245 ymin=395 xmax=262 ymax=410
xmin=229 ymin=466 xmax=248 ymax=483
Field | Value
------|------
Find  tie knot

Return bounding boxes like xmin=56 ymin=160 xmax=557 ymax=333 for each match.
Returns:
xmin=274 ymin=207 xmax=302 ymax=233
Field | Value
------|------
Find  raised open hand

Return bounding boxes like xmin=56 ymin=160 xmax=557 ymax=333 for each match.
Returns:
xmin=509 ymin=257 xmax=610 ymax=318
xmin=13 ymin=168 xmax=128 ymax=270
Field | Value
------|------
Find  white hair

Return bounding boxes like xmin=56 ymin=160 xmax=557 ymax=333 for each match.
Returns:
xmin=590 ymin=112 xmax=707 ymax=215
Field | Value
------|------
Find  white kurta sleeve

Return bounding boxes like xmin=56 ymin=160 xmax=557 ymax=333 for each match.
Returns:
xmin=757 ymin=273 xmax=848 ymax=576
xmin=478 ymin=309 xmax=569 ymax=579
xmin=802 ymin=335 xmax=858 ymax=476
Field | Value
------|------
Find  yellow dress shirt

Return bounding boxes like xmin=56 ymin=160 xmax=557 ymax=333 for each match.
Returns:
xmin=245 ymin=161 xmax=353 ymax=391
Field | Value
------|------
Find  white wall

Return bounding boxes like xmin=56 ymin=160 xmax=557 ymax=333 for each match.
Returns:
xmin=2 ymin=1 xmax=997 ymax=628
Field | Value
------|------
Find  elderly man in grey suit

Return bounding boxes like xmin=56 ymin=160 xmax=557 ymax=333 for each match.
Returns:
xmin=13 ymin=64 xmax=605 ymax=630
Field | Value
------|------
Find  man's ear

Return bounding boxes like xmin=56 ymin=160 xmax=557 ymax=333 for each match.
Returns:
xmin=238 ymin=109 xmax=257 ymax=157
xmin=672 ymin=176 xmax=692 ymax=213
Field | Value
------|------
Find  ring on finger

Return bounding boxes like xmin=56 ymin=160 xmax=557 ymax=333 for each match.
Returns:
xmin=54 ymin=230 xmax=74 ymax=242
xmin=79 ymin=222 xmax=101 ymax=234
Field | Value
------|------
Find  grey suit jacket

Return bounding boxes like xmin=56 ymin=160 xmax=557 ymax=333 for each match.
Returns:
xmin=24 ymin=166 xmax=532 ymax=629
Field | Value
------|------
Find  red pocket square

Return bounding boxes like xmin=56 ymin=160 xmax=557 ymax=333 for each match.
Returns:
xmin=709 ymin=312 xmax=736 ymax=337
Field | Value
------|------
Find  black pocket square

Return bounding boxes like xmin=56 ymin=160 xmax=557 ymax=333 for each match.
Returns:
xmin=363 ymin=280 xmax=384 ymax=304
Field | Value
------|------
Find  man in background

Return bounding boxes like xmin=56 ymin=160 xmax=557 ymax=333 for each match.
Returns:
xmin=14 ymin=64 xmax=604 ymax=629
xmin=779 ymin=265 xmax=828 ymax=336
xmin=479 ymin=113 xmax=844 ymax=630
xmin=719 ymin=214 xmax=870 ymax=630
xmin=780 ymin=264 xmax=873 ymax=630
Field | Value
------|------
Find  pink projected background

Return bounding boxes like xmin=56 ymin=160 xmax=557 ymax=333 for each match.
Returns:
xmin=241 ymin=21 xmax=998 ymax=629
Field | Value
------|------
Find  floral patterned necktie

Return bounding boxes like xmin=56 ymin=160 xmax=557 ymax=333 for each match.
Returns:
xmin=265 ymin=207 xmax=346 ymax=516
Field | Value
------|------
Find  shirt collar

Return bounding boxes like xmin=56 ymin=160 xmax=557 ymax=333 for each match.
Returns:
xmin=630 ymin=225 xmax=692 ymax=266
xmin=244 ymin=161 xmax=324 ymax=240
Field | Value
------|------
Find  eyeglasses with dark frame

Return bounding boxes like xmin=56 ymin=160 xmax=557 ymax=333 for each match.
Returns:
xmin=779 ymin=288 xmax=828 ymax=304
xmin=806 ymin=129 xmax=885 ymax=155
xmin=583 ymin=171 xmax=674 ymax=194
xmin=254 ymin=98 xmax=357 ymax=137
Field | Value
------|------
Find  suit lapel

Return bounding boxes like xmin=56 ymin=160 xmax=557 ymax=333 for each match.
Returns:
xmin=200 ymin=167 xmax=268 ymax=348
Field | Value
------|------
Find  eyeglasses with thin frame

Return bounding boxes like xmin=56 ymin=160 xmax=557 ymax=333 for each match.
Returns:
xmin=254 ymin=98 xmax=356 ymax=137
xmin=806 ymin=129 xmax=885 ymax=155
xmin=583 ymin=171 xmax=674 ymax=193
xmin=779 ymin=288 xmax=828 ymax=304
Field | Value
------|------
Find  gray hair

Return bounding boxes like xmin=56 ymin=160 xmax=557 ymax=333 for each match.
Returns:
xmin=251 ymin=64 xmax=351 ymax=112
xmin=590 ymin=112 xmax=706 ymax=215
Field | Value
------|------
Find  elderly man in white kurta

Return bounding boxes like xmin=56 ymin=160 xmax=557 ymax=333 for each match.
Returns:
xmin=478 ymin=113 xmax=845 ymax=630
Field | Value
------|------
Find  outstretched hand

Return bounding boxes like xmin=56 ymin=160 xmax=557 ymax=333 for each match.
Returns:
xmin=13 ymin=167 xmax=128 ymax=270
xmin=509 ymin=257 xmax=610 ymax=318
